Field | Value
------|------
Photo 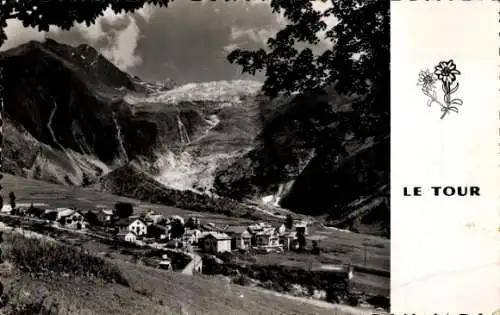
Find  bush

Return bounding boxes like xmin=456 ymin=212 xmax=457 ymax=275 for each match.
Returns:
xmin=114 ymin=202 xmax=134 ymax=218
xmin=232 ymin=274 xmax=251 ymax=286
xmin=3 ymin=233 xmax=129 ymax=286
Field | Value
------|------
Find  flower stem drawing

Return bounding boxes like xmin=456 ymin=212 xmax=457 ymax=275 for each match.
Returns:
xmin=417 ymin=60 xmax=463 ymax=119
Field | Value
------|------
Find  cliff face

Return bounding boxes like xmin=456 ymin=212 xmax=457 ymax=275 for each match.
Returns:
xmin=1 ymin=39 xmax=389 ymax=236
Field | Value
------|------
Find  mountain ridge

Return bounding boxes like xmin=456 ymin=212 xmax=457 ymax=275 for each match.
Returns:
xmin=1 ymin=39 xmax=389 ymax=237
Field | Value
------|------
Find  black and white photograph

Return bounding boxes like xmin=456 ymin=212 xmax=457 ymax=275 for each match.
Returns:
xmin=0 ymin=1 xmax=389 ymax=314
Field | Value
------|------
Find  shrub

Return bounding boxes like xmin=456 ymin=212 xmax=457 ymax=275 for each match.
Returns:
xmin=114 ymin=202 xmax=134 ymax=218
xmin=3 ymin=233 xmax=129 ymax=286
xmin=232 ymin=274 xmax=251 ymax=286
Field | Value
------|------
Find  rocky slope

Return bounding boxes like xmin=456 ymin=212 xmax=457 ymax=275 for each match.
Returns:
xmin=1 ymin=39 xmax=389 ymax=236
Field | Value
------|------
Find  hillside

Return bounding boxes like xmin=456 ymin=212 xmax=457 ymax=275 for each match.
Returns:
xmin=0 ymin=229 xmax=370 ymax=315
xmin=1 ymin=39 xmax=389 ymax=235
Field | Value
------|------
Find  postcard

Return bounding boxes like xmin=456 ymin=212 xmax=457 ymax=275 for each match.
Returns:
xmin=391 ymin=0 xmax=500 ymax=314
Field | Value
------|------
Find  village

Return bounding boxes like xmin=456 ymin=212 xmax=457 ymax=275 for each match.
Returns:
xmin=0 ymin=190 xmax=389 ymax=311
xmin=0 ymin=192 xmax=313 ymax=272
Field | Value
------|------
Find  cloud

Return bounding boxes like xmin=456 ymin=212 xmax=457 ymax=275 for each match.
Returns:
xmin=2 ymin=5 xmax=155 ymax=71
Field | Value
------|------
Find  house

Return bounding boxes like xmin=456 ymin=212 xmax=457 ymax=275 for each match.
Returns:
xmin=255 ymin=230 xmax=280 ymax=247
xmin=116 ymin=218 xmax=148 ymax=236
xmin=200 ymin=232 xmax=231 ymax=254
xmin=186 ymin=216 xmax=201 ymax=229
xmin=96 ymin=209 xmax=114 ymax=224
xmin=279 ymin=231 xmax=298 ymax=251
xmin=144 ymin=212 xmax=166 ymax=225
xmin=158 ymin=259 xmax=172 ymax=270
xmin=56 ymin=209 xmax=88 ymax=230
xmin=225 ymin=226 xmax=252 ymax=250
xmin=169 ymin=215 xmax=184 ymax=225
xmin=294 ymin=222 xmax=308 ymax=235
xmin=274 ymin=223 xmax=287 ymax=236
xmin=183 ymin=229 xmax=202 ymax=245
xmin=118 ymin=231 xmax=138 ymax=243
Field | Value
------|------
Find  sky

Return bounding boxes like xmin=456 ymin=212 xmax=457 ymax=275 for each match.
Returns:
xmin=1 ymin=1 xmax=334 ymax=84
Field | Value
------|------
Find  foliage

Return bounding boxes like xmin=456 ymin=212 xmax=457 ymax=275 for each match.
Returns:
xmin=170 ymin=218 xmax=185 ymax=239
xmin=232 ymin=274 xmax=251 ymax=286
xmin=84 ymin=211 xmax=102 ymax=227
xmin=114 ymin=202 xmax=134 ymax=218
xmin=3 ymin=233 xmax=129 ymax=286
xmin=8 ymin=191 xmax=15 ymax=209
xmin=228 ymin=0 xmax=389 ymax=142
xmin=285 ymin=214 xmax=293 ymax=230
xmin=0 ymin=1 xmax=173 ymax=47
xmin=296 ymin=232 xmax=306 ymax=251
xmin=42 ymin=211 xmax=57 ymax=221
xmin=311 ymin=240 xmax=321 ymax=255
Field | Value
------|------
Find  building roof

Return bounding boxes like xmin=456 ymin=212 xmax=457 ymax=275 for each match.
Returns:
xmin=101 ymin=209 xmax=114 ymax=215
xmin=281 ymin=231 xmax=297 ymax=238
xmin=115 ymin=218 xmax=145 ymax=227
xmin=225 ymin=226 xmax=249 ymax=235
xmin=201 ymin=232 xmax=231 ymax=240
xmin=57 ymin=209 xmax=76 ymax=219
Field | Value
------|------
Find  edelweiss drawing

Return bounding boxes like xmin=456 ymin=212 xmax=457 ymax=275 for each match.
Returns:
xmin=417 ymin=60 xmax=463 ymax=119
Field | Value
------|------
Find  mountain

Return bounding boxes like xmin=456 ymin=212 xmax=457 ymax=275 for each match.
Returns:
xmin=1 ymin=39 xmax=389 ymax=236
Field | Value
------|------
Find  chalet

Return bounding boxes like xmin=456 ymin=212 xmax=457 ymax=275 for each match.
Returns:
xmin=186 ymin=216 xmax=201 ymax=229
xmin=183 ymin=229 xmax=202 ymax=245
xmin=144 ymin=212 xmax=166 ymax=225
xmin=118 ymin=231 xmax=137 ymax=243
xmin=96 ymin=209 xmax=114 ymax=223
xmin=56 ymin=209 xmax=88 ymax=230
xmin=279 ymin=231 xmax=298 ymax=251
xmin=116 ymin=218 xmax=148 ymax=236
xmin=200 ymin=232 xmax=231 ymax=254
xmin=2 ymin=203 xmax=48 ymax=214
xmin=274 ymin=223 xmax=287 ymax=236
xmin=225 ymin=226 xmax=252 ymax=250
xmin=255 ymin=230 xmax=280 ymax=247
xmin=158 ymin=259 xmax=172 ymax=270
xmin=294 ymin=222 xmax=308 ymax=235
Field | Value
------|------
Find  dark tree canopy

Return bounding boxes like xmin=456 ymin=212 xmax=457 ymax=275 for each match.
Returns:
xmin=170 ymin=218 xmax=185 ymax=239
xmin=114 ymin=202 xmax=134 ymax=218
xmin=228 ymin=0 xmax=389 ymax=140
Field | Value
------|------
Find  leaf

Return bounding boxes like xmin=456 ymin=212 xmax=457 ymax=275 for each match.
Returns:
xmin=427 ymin=99 xmax=433 ymax=107
xmin=449 ymin=83 xmax=459 ymax=94
xmin=450 ymin=99 xmax=463 ymax=105
xmin=449 ymin=107 xmax=459 ymax=113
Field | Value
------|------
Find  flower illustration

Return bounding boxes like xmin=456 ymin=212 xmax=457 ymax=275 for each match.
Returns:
xmin=417 ymin=69 xmax=436 ymax=90
xmin=434 ymin=60 xmax=461 ymax=84
xmin=418 ymin=59 xmax=463 ymax=119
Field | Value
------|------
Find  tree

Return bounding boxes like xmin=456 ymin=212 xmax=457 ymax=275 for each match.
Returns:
xmin=228 ymin=0 xmax=389 ymax=149
xmin=296 ymin=231 xmax=306 ymax=251
xmin=285 ymin=214 xmax=294 ymax=230
xmin=8 ymin=192 xmax=15 ymax=210
xmin=43 ymin=211 xmax=57 ymax=221
xmin=84 ymin=211 xmax=101 ymax=227
xmin=312 ymin=240 xmax=321 ymax=255
xmin=114 ymin=202 xmax=134 ymax=219
xmin=170 ymin=218 xmax=185 ymax=240
xmin=0 ymin=0 xmax=174 ymax=189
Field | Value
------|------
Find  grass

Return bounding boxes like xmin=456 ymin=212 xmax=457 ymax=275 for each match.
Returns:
xmin=1 ymin=232 xmax=129 ymax=286
xmin=0 ymin=231 xmax=372 ymax=315
xmin=0 ymin=173 xmax=389 ymax=305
